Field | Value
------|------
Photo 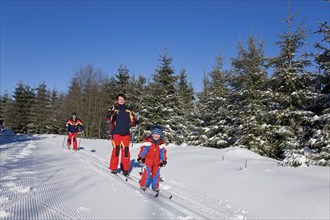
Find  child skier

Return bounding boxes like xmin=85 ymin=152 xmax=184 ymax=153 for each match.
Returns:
xmin=137 ymin=125 xmax=167 ymax=192
xmin=66 ymin=112 xmax=84 ymax=150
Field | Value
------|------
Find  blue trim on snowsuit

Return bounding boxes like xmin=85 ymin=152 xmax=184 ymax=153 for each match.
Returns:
xmin=145 ymin=166 xmax=152 ymax=187
xmin=160 ymin=147 xmax=166 ymax=161
xmin=152 ymin=169 xmax=161 ymax=189
xmin=140 ymin=145 xmax=151 ymax=158
xmin=144 ymin=166 xmax=161 ymax=190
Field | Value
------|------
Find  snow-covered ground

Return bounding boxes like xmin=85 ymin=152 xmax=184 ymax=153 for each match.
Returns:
xmin=0 ymin=132 xmax=329 ymax=219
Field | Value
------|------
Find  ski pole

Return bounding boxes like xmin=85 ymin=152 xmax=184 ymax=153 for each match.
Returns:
xmin=62 ymin=134 xmax=66 ymax=149
xmin=101 ymin=138 xmax=109 ymax=171
xmin=101 ymin=121 xmax=111 ymax=171
xmin=139 ymin=163 xmax=145 ymax=176
xmin=78 ymin=133 xmax=82 ymax=150
xmin=130 ymin=125 xmax=137 ymax=148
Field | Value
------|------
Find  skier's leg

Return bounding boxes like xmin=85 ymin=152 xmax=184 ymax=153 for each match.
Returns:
xmin=120 ymin=135 xmax=131 ymax=175
xmin=109 ymin=146 xmax=120 ymax=172
xmin=140 ymin=165 xmax=151 ymax=189
xmin=151 ymin=166 xmax=161 ymax=191
xmin=109 ymin=134 xmax=121 ymax=172
xmin=67 ymin=133 xmax=72 ymax=148
xmin=72 ymin=132 xmax=78 ymax=150
xmin=121 ymin=147 xmax=131 ymax=174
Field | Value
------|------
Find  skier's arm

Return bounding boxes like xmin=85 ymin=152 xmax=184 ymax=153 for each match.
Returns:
xmin=65 ymin=120 xmax=70 ymax=132
xmin=77 ymin=119 xmax=84 ymax=132
xmin=159 ymin=144 xmax=167 ymax=167
xmin=106 ymin=109 xmax=113 ymax=121
xmin=138 ymin=142 xmax=152 ymax=159
xmin=106 ymin=105 xmax=116 ymax=121
xmin=129 ymin=111 xmax=136 ymax=126
xmin=137 ymin=146 xmax=145 ymax=163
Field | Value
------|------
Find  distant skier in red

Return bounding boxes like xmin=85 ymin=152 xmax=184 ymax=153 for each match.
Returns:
xmin=106 ymin=94 xmax=136 ymax=176
xmin=137 ymin=125 xmax=167 ymax=192
xmin=66 ymin=112 xmax=84 ymax=150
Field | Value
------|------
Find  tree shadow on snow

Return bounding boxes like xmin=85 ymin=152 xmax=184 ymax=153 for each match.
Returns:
xmin=0 ymin=134 xmax=45 ymax=146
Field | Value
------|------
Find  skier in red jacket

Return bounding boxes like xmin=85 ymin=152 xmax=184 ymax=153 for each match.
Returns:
xmin=106 ymin=94 xmax=135 ymax=176
xmin=137 ymin=125 xmax=167 ymax=192
xmin=66 ymin=112 xmax=84 ymax=150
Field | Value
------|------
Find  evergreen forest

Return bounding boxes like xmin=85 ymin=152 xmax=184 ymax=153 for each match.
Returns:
xmin=1 ymin=16 xmax=329 ymax=167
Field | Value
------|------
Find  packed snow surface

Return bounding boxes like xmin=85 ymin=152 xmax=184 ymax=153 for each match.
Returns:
xmin=0 ymin=133 xmax=329 ymax=219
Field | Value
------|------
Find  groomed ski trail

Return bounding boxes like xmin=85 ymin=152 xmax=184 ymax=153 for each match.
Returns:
xmin=0 ymin=134 xmax=248 ymax=219
xmin=57 ymin=135 xmax=248 ymax=219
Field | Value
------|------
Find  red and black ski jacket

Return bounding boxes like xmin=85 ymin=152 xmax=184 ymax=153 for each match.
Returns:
xmin=106 ymin=103 xmax=135 ymax=136
xmin=66 ymin=117 xmax=84 ymax=134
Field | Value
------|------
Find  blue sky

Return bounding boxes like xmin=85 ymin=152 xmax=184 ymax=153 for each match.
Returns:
xmin=1 ymin=0 xmax=329 ymax=95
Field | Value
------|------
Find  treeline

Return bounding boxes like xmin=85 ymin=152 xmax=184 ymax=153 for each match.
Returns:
xmin=1 ymin=18 xmax=329 ymax=167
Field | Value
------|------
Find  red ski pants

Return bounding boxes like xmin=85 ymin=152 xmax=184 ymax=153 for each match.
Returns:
xmin=67 ymin=132 xmax=78 ymax=150
xmin=109 ymin=134 xmax=130 ymax=172
xmin=140 ymin=164 xmax=161 ymax=190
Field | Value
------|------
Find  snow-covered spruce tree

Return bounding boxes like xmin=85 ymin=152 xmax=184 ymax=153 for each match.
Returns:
xmin=99 ymin=76 xmax=117 ymax=139
xmin=191 ymin=70 xmax=212 ymax=146
xmin=103 ymin=76 xmax=118 ymax=107
xmin=230 ymin=35 xmax=271 ymax=155
xmin=8 ymin=82 xmax=35 ymax=134
xmin=138 ymin=81 xmax=156 ymax=138
xmin=49 ymin=89 xmax=67 ymax=134
xmin=65 ymin=76 xmax=83 ymax=117
xmin=139 ymin=49 xmax=181 ymax=144
xmin=267 ymin=13 xmax=316 ymax=166
xmin=109 ymin=64 xmax=146 ymax=141
xmin=304 ymin=111 xmax=330 ymax=166
xmin=125 ymin=74 xmax=147 ymax=143
xmin=114 ymin=64 xmax=130 ymax=95
xmin=202 ymin=53 xmax=233 ymax=148
xmin=175 ymin=68 xmax=195 ymax=145
xmin=0 ymin=92 xmax=12 ymax=130
xmin=304 ymin=21 xmax=330 ymax=166
xmin=314 ymin=21 xmax=330 ymax=94
xmin=112 ymin=64 xmax=142 ymax=112
xmin=28 ymin=82 xmax=52 ymax=134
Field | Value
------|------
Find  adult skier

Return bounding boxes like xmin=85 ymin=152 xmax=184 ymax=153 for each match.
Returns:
xmin=66 ymin=112 xmax=84 ymax=150
xmin=137 ymin=125 xmax=167 ymax=192
xmin=106 ymin=93 xmax=136 ymax=176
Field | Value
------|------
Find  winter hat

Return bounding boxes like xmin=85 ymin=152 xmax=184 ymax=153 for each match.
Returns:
xmin=151 ymin=125 xmax=163 ymax=136
xmin=72 ymin=112 xmax=77 ymax=116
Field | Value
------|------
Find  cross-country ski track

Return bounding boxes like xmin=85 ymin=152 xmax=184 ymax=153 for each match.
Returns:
xmin=0 ymin=134 xmax=247 ymax=220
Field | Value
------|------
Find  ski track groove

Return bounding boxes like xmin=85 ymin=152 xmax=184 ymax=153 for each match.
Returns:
xmin=112 ymin=172 xmax=203 ymax=219
xmin=50 ymin=138 xmax=142 ymax=219
xmin=156 ymin=178 xmax=246 ymax=218
xmin=130 ymin=174 xmax=235 ymax=219
xmin=1 ymin=136 xmax=244 ymax=220
xmin=68 ymin=149 xmax=189 ymax=218
xmin=74 ymin=146 xmax=238 ymax=219
xmin=5 ymin=196 xmax=68 ymax=220
xmin=0 ymin=143 xmax=26 ymax=166
xmin=1 ymin=140 xmax=75 ymax=220
xmin=0 ymin=143 xmax=35 ymax=213
xmin=66 ymin=149 xmax=185 ymax=219
xmin=71 ymin=149 xmax=207 ymax=219
xmin=33 ymin=175 xmax=76 ymax=220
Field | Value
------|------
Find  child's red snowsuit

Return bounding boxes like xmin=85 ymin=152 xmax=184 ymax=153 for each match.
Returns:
xmin=106 ymin=103 xmax=135 ymax=173
xmin=66 ymin=117 xmax=84 ymax=150
xmin=138 ymin=136 xmax=167 ymax=191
